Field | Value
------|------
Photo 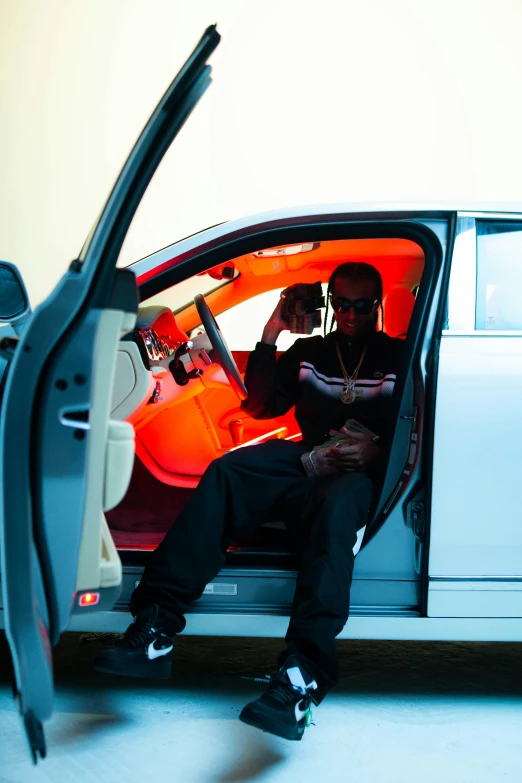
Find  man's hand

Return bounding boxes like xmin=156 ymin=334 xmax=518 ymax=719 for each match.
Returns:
xmin=261 ymin=290 xmax=291 ymax=345
xmin=328 ymin=427 xmax=380 ymax=472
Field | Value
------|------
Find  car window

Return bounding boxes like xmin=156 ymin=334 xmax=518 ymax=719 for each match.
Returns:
xmin=214 ymin=286 xmax=328 ymax=351
xmin=476 ymin=221 xmax=522 ymax=330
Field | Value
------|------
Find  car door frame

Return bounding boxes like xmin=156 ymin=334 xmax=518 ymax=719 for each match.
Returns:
xmin=131 ymin=209 xmax=456 ymax=610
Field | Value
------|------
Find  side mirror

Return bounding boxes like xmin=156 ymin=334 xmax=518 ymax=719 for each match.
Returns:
xmin=0 ymin=261 xmax=32 ymax=336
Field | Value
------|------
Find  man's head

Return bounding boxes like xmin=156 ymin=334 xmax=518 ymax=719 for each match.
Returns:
xmin=325 ymin=262 xmax=383 ymax=340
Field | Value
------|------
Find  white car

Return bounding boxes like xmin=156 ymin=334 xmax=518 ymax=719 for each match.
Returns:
xmin=1 ymin=25 xmax=521 ymax=763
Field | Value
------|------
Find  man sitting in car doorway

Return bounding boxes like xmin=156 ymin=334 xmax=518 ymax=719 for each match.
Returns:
xmin=94 ymin=262 xmax=403 ymax=742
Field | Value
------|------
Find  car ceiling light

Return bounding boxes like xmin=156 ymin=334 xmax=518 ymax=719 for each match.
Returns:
xmin=252 ymin=242 xmax=320 ymax=259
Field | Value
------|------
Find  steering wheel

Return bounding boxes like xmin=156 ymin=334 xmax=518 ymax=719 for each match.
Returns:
xmin=194 ymin=294 xmax=248 ymax=401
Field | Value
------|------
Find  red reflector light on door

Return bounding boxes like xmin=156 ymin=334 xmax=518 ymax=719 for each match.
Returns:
xmin=79 ymin=592 xmax=100 ymax=607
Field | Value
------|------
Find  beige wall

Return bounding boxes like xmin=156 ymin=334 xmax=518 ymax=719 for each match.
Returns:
xmin=1 ymin=0 xmax=522 ymax=306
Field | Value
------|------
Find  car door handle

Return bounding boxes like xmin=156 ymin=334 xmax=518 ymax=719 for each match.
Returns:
xmin=59 ymin=408 xmax=90 ymax=430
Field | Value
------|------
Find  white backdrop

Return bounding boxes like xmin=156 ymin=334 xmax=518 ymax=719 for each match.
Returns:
xmin=1 ymin=0 xmax=522 ymax=305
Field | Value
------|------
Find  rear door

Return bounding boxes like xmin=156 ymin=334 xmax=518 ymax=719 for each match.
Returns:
xmin=0 ymin=25 xmax=221 ymax=763
xmin=429 ymin=212 xmax=522 ymax=617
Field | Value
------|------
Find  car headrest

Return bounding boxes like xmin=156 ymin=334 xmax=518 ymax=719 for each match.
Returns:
xmin=383 ymin=287 xmax=415 ymax=339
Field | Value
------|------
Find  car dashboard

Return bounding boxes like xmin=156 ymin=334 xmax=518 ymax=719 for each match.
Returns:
xmin=138 ymin=326 xmax=174 ymax=363
xmin=111 ymin=304 xmax=228 ymax=429
xmin=130 ymin=305 xmax=190 ymax=370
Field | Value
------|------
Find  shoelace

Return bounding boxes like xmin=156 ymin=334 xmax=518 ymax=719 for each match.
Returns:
xmin=268 ymin=675 xmax=311 ymax=708
xmin=124 ymin=621 xmax=156 ymax=647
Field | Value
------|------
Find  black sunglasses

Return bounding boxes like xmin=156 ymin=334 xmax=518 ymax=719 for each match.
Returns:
xmin=330 ymin=296 xmax=378 ymax=315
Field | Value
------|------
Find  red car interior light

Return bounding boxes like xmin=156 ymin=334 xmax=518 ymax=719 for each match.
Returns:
xmin=79 ymin=592 xmax=100 ymax=607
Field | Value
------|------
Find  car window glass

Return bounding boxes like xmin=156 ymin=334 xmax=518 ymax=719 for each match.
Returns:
xmin=476 ymin=221 xmax=522 ymax=330
xmin=214 ymin=285 xmax=328 ymax=351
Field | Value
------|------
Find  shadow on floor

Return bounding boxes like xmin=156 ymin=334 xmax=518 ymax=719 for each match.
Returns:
xmin=214 ymin=734 xmax=286 ymax=783
xmin=2 ymin=631 xmax=520 ymax=701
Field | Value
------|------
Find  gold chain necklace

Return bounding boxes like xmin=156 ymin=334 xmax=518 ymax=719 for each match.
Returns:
xmin=336 ymin=342 xmax=367 ymax=404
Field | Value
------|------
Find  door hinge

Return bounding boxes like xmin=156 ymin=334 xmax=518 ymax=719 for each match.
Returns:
xmin=407 ymin=501 xmax=425 ymax=540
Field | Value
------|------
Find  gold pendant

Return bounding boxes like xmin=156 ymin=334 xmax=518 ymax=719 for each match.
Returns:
xmin=341 ymin=387 xmax=356 ymax=404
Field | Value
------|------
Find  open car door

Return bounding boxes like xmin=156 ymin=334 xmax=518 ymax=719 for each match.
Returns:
xmin=0 ymin=25 xmax=221 ymax=763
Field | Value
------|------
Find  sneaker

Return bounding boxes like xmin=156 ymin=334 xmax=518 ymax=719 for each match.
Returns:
xmin=93 ymin=605 xmax=173 ymax=679
xmin=239 ymin=656 xmax=318 ymax=741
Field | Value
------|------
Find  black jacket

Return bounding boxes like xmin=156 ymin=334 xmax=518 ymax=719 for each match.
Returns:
xmin=241 ymin=329 xmax=403 ymax=452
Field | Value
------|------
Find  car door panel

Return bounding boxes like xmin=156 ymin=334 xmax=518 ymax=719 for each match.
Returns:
xmin=0 ymin=277 xmax=138 ymax=760
xmin=430 ymin=335 xmax=522 ymax=577
xmin=0 ymin=24 xmax=221 ymax=762
xmin=429 ymin=334 xmax=522 ymax=616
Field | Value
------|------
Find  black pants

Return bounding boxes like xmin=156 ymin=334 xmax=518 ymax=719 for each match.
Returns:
xmin=130 ymin=440 xmax=376 ymax=702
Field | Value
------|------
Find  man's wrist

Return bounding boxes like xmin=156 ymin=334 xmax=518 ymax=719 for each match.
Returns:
xmin=261 ymin=323 xmax=282 ymax=345
xmin=301 ymin=450 xmax=318 ymax=477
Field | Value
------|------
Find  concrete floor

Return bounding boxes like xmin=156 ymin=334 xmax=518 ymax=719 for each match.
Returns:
xmin=0 ymin=632 xmax=521 ymax=782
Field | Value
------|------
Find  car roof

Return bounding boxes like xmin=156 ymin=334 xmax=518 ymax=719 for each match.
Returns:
xmin=130 ymin=200 xmax=522 ymax=280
